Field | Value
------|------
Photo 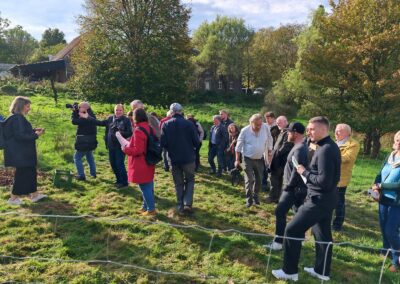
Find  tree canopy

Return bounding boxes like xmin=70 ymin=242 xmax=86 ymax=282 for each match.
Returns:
xmin=40 ymin=28 xmax=66 ymax=47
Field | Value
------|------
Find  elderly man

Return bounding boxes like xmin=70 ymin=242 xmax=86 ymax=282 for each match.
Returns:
xmin=235 ymin=114 xmax=273 ymax=207
xmin=208 ymin=115 xmax=228 ymax=177
xmin=332 ymin=123 xmax=360 ymax=231
xmin=161 ymin=103 xmax=200 ymax=215
xmin=268 ymin=116 xmax=294 ymax=203
xmin=272 ymin=116 xmax=341 ymax=282
xmin=130 ymin=99 xmax=161 ymax=138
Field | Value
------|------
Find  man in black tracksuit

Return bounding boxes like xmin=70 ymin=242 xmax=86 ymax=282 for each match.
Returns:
xmin=272 ymin=116 xmax=341 ymax=282
xmin=265 ymin=122 xmax=308 ymax=251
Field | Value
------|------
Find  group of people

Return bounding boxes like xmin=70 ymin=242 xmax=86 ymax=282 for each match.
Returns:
xmin=2 ymin=96 xmax=400 ymax=279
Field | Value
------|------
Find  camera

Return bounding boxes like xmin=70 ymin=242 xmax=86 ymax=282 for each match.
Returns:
xmin=367 ymin=188 xmax=379 ymax=199
xmin=66 ymin=102 xmax=79 ymax=111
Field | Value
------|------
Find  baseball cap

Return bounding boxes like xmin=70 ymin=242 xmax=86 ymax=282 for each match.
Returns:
xmin=170 ymin=103 xmax=183 ymax=112
xmin=285 ymin=122 xmax=305 ymax=134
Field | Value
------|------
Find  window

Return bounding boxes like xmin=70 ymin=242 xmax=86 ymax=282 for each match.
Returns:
xmin=218 ymin=80 xmax=223 ymax=90
xmin=205 ymin=80 xmax=211 ymax=91
xmin=229 ymin=81 xmax=234 ymax=90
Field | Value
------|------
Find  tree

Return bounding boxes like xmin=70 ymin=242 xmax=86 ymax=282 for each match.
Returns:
xmin=250 ymin=24 xmax=303 ymax=89
xmin=297 ymin=0 xmax=400 ymax=157
xmin=0 ymin=13 xmax=10 ymax=61
xmin=1 ymin=25 xmax=38 ymax=64
xmin=40 ymin=28 xmax=66 ymax=47
xmin=30 ymin=43 xmax=66 ymax=63
xmin=192 ymin=16 xmax=253 ymax=91
xmin=72 ymin=0 xmax=192 ymax=105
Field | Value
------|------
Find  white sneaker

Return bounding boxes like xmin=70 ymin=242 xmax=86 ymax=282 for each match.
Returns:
xmin=264 ymin=241 xmax=283 ymax=251
xmin=304 ymin=267 xmax=330 ymax=281
xmin=7 ymin=198 xmax=23 ymax=205
xmin=31 ymin=193 xmax=47 ymax=203
xmin=272 ymin=269 xmax=298 ymax=281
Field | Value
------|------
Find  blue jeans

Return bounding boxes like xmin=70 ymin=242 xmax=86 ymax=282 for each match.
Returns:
xmin=208 ymin=144 xmax=224 ymax=174
xmin=379 ymin=203 xmax=400 ymax=266
xmin=139 ymin=181 xmax=155 ymax=211
xmin=108 ymin=148 xmax=128 ymax=185
xmin=74 ymin=150 xmax=96 ymax=178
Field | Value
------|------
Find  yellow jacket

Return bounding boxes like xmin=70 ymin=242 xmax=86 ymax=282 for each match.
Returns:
xmin=338 ymin=137 xmax=360 ymax=187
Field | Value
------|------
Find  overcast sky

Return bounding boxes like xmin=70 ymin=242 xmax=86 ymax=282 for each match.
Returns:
xmin=0 ymin=0 xmax=329 ymax=42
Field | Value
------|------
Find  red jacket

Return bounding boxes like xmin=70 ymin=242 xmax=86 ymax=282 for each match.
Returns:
xmin=123 ymin=121 xmax=155 ymax=184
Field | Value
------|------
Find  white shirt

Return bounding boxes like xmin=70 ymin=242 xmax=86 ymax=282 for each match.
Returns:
xmin=235 ymin=123 xmax=273 ymax=160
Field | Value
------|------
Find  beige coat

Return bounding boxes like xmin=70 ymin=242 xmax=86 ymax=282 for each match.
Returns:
xmin=338 ymin=137 xmax=360 ymax=187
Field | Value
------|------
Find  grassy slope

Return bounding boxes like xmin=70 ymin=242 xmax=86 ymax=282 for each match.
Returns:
xmin=0 ymin=94 xmax=397 ymax=283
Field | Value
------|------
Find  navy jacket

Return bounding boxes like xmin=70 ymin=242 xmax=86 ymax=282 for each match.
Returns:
xmin=209 ymin=124 xmax=228 ymax=150
xmin=96 ymin=115 xmax=132 ymax=150
xmin=302 ymin=135 xmax=341 ymax=196
xmin=161 ymin=114 xmax=200 ymax=166
xmin=72 ymin=109 xmax=98 ymax=151
xmin=3 ymin=114 xmax=38 ymax=167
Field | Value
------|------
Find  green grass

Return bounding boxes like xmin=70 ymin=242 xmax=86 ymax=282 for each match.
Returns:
xmin=0 ymin=94 xmax=398 ymax=283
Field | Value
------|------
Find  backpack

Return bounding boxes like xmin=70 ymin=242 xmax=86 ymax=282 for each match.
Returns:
xmin=137 ymin=126 xmax=162 ymax=165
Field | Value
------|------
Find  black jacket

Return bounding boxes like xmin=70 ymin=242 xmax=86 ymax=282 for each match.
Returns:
xmin=209 ymin=124 xmax=228 ymax=150
xmin=4 ymin=114 xmax=38 ymax=167
xmin=221 ymin=118 xmax=233 ymax=128
xmin=72 ymin=109 xmax=98 ymax=151
xmin=270 ymin=130 xmax=294 ymax=172
xmin=270 ymin=125 xmax=280 ymax=146
xmin=283 ymin=141 xmax=309 ymax=192
xmin=96 ymin=115 xmax=132 ymax=150
xmin=160 ymin=114 xmax=200 ymax=166
xmin=302 ymin=135 xmax=341 ymax=196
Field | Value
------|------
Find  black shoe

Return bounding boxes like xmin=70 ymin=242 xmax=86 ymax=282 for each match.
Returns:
xmin=254 ymin=199 xmax=260 ymax=205
xmin=116 ymin=183 xmax=128 ymax=188
xmin=75 ymin=175 xmax=86 ymax=181
xmin=91 ymin=175 xmax=97 ymax=178
xmin=183 ymin=205 xmax=193 ymax=214
xmin=164 ymin=167 xmax=170 ymax=172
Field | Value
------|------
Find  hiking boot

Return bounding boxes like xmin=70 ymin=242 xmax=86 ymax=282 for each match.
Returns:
xmin=137 ymin=208 xmax=147 ymax=214
xmin=183 ymin=205 xmax=193 ymax=214
xmin=141 ymin=210 xmax=157 ymax=217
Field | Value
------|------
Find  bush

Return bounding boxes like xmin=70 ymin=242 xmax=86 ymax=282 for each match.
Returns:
xmin=0 ymin=85 xmax=18 ymax=96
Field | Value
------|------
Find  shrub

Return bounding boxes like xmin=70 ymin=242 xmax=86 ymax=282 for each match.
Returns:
xmin=0 ymin=85 xmax=18 ymax=96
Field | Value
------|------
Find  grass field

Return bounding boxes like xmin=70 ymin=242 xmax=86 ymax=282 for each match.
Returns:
xmin=0 ymin=94 xmax=398 ymax=283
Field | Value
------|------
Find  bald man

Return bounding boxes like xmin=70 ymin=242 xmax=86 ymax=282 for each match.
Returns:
xmin=332 ymin=123 xmax=360 ymax=231
xmin=268 ymin=116 xmax=294 ymax=203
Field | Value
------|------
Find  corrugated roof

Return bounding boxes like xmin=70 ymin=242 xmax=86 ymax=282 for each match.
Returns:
xmin=52 ymin=36 xmax=81 ymax=61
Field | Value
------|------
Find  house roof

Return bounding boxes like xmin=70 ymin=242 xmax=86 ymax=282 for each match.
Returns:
xmin=10 ymin=60 xmax=66 ymax=79
xmin=52 ymin=35 xmax=81 ymax=61
xmin=0 ymin=63 xmax=16 ymax=72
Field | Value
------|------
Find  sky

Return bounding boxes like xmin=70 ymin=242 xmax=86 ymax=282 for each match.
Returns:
xmin=0 ymin=0 xmax=330 ymax=42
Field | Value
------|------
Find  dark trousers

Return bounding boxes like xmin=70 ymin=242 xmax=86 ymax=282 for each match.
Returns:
xmin=226 ymin=152 xmax=235 ymax=171
xmin=108 ymin=148 xmax=128 ymax=185
xmin=269 ymin=168 xmax=284 ymax=201
xmin=163 ymin=149 xmax=170 ymax=170
xmin=208 ymin=144 xmax=224 ymax=174
xmin=12 ymin=167 xmax=37 ymax=195
xmin=283 ymin=193 xmax=338 ymax=276
xmin=195 ymin=143 xmax=202 ymax=171
xmin=332 ymin=186 xmax=347 ymax=229
xmin=171 ymin=162 xmax=196 ymax=211
xmin=243 ymin=157 xmax=264 ymax=204
xmin=275 ymin=191 xmax=297 ymax=244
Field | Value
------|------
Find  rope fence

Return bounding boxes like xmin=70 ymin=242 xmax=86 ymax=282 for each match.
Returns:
xmin=0 ymin=211 xmax=397 ymax=284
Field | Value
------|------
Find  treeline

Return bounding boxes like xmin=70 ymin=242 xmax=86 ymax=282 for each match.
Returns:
xmin=1 ymin=0 xmax=400 ymax=157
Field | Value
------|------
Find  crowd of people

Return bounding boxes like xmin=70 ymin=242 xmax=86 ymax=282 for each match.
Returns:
xmin=1 ymin=95 xmax=400 ymax=279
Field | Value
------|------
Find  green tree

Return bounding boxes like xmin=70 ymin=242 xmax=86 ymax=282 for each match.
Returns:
xmin=40 ymin=28 xmax=66 ymax=47
xmin=192 ymin=16 xmax=253 ymax=91
xmin=30 ymin=43 xmax=66 ymax=63
xmin=72 ymin=0 xmax=192 ymax=105
xmin=0 ymin=13 xmax=10 ymax=61
xmin=297 ymin=0 xmax=400 ymax=157
xmin=250 ymin=24 xmax=303 ymax=89
xmin=2 ymin=25 xmax=38 ymax=64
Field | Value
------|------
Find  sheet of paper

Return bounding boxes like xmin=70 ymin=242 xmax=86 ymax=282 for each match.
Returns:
xmin=292 ymin=156 xmax=307 ymax=184
xmin=115 ymin=132 xmax=129 ymax=148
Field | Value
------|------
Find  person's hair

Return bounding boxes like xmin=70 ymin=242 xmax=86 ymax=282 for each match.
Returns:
xmin=213 ymin=115 xmax=222 ymax=122
xmin=114 ymin=104 xmax=124 ymax=111
xmin=79 ymin=102 xmax=90 ymax=110
xmin=127 ymin=110 xmax=133 ymax=117
xmin=133 ymin=108 xmax=148 ymax=123
xmin=219 ymin=109 xmax=229 ymax=116
xmin=228 ymin=123 xmax=239 ymax=134
xmin=9 ymin=96 xmax=31 ymax=114
xmin=394 ymin=131 xmax=400 ymax=141
xmin=309 ymin=116 xmax=330 ymax=129
xmin=264 ymin=111 xmax=275 ymax=118
xmin=130 ymin=99 xmax=143 ymax=110
xmin=276 ymin=116 xmax=288 ymax=124
xmin=249 ymin=113 xmax=263 ymax=123
xmin=336 ymin=123 xmax=351 ymax=135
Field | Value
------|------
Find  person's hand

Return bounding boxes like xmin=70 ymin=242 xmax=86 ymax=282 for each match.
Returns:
xmin=296 ymin=164 xmax=305 ymax=175
xmin=372 ymin=184 xmax=380 ymax=191
xmin=79 ymin=111 xmax=88 ymax=119
xmin=234 ymin=160 xmax=241 ymax=169
xmin=35 ymin=128 xmax=45 ymax=136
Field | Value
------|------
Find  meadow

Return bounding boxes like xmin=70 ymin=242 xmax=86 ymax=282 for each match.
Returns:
xmin=0 ymin=94 xmax=397 ymax=283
